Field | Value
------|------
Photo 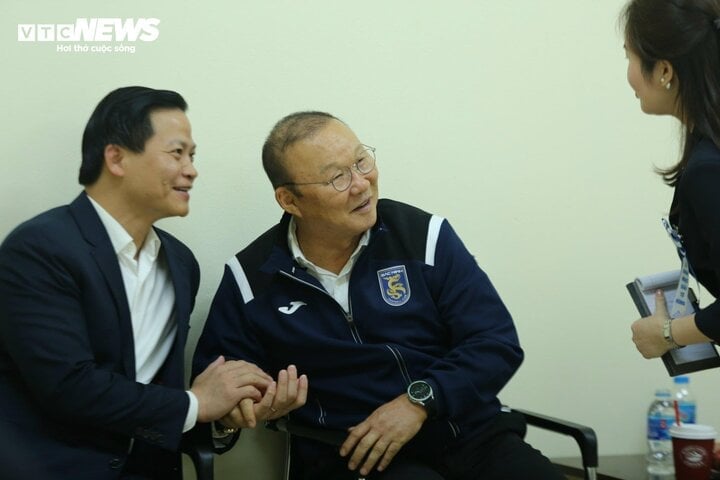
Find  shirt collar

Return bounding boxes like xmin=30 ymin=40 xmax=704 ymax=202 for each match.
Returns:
xmin=287 ymin=216 xmax=370 ymax=272
xmin=87 ymin=195 xmax=161 ymax=260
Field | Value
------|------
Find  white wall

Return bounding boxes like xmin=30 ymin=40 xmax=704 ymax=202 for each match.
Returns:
xmin=3 ymin=0 xmax=717 ymax=476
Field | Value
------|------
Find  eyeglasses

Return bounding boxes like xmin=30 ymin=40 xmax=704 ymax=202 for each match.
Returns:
xmin=280 ymin=145 xmax=376 ymax=192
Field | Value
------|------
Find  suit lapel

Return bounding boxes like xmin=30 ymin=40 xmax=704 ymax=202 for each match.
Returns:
xmin=156 ymin=230 xmax=190 ymax=386
xmin=69 ymin=193 xmax=136 ymax=379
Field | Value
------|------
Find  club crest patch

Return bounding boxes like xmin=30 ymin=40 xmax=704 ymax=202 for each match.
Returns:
xmin=377 ymin=265 xmax=411 ymax=306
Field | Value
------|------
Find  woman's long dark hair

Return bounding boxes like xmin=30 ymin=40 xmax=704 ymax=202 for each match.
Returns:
xmin=622 ymin=0 xmax=720 ymax=186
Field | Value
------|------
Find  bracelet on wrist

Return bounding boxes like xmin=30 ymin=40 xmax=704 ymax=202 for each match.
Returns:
xmin=663 ymin=317 xmax=682 ymax=349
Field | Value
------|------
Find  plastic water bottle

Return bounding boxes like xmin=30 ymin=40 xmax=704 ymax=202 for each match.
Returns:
xmin=647 ymin=389 xmax=675 ymax=479
xmin=672 ymin=375 xmax=697 ymax=424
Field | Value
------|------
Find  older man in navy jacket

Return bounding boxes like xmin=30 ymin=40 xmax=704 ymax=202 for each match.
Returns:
xmin=193 ymin=112 xmax=564 ymax=480
xmin=0 ymin=87 xmax=271 ymax=480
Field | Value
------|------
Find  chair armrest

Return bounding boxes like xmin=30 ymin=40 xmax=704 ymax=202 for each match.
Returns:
xmin=180 ymin=423 xmax=215 ymax=480
xmin=512 ymin=408 xmax=598 ymax=472
xmin=269 ymin=412 xmax=598 ymax=480
xmin=267 ymin=418 xmax=346 ymax=446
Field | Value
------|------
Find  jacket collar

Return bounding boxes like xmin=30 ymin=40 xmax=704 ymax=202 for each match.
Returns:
xmin=261 ymin=209 xmax=387 ymax=277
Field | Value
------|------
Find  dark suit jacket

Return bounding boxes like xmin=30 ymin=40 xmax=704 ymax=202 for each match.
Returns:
xmin=0 ymin=193 xmax=200 ymax=479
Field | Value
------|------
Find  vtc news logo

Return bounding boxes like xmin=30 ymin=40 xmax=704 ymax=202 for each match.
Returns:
xmin=17 ymin=18 xmax=160 ymax=42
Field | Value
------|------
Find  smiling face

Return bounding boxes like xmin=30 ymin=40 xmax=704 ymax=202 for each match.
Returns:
xmin=278 ymin=119 xmax=379 ymax=247
xmin=119 ymin=108 xmax=198 ymax=222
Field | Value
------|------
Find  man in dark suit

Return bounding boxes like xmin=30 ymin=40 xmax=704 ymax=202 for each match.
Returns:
xmin=0 ymin=86 xmax=272 ymax=479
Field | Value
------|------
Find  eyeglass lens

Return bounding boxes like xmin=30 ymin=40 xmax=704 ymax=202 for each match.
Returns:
xmin=331 ymin=147 xmax=375 ymax=191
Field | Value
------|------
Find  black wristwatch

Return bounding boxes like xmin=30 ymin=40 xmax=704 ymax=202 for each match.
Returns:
xmin=407 ymin=380 xmax=437 ymax=417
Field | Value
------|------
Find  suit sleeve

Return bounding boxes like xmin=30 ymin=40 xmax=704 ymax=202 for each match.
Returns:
xmin=422 ymin=220 xmax=523 ymax=418
xmin=0 ymin=224 xmax=189 ymax=450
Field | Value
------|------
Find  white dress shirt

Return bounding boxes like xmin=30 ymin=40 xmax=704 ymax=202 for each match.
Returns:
xmin=88 ymin=197 xmax=197 ymax=432
xmin=287 ymin=216 xmax=370 ymax=312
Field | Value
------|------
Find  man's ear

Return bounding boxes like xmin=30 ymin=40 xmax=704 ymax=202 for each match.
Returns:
xmin=275 ymin=187 xmax=301 ymax=217
xmin=103 ymin=144 xmax=126 ymax=177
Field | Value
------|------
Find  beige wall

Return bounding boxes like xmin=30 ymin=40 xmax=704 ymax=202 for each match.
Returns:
xmin=3 ymin=1 xmax=717 ymax=477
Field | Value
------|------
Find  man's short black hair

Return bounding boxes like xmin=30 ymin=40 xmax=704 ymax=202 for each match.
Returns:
xmin=79 ymin=86 xmax=187 ymax=185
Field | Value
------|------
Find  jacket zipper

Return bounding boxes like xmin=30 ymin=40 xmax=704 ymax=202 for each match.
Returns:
xmin=280 ymin=270 xmax=360 ymax=426
xmin=279 ymin=270 xmax=363 ymax=344
xmin=281 ymin=259 xmax=458 ymax=437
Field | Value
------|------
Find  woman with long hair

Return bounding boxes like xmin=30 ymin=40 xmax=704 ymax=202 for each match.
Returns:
xmin=623 ymin=0 xmax=720 ymax=358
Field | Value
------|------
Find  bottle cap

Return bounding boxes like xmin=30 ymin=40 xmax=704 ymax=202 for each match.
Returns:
xmin=655 ymin=388 xmax=671 ymax=397
xmin=674 ymin=376 xmax=690 ymax=384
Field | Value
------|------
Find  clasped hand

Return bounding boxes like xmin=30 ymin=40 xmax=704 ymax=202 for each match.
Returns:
xmin=219 ymin=364 xmax=309 ymax=429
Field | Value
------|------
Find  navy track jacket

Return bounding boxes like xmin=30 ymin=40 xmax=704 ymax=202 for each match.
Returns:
xmin=193 ymin=199 xmax=523 ymax=455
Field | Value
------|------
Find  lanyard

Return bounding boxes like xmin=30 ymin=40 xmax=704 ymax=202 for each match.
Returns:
xmin=662 ymin=217 xmax=694 ymax=317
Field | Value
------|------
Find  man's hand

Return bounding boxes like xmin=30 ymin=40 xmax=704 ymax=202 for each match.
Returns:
xmin=340 ymin=394 xmax=427 ymax=476
xmin=190 ymin=356 xmax=272 ymax=423
xmin=218 ymin=364 xmax=309 ymax=429
xmin=631 ymin=290 xmax=671 ymax=358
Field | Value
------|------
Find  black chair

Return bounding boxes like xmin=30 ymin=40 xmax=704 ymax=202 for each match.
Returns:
xmin=510 ymin=408 xmax=598 ymax=480
xmin=268 ymin=407 xmax=599 ymax=480
xmin=180 ymin=409 xmax=598 ymax=480
xmin=180 ymin=422 xmax=215 ymax=480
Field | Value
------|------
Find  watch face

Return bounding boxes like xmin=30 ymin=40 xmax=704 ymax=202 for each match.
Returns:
xmin=409 ymin=381 xmax=432 ymax=402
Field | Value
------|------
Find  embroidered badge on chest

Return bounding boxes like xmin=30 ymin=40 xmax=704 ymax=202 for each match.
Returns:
xmin=377 ymin=265 xmax=411 ymax=306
